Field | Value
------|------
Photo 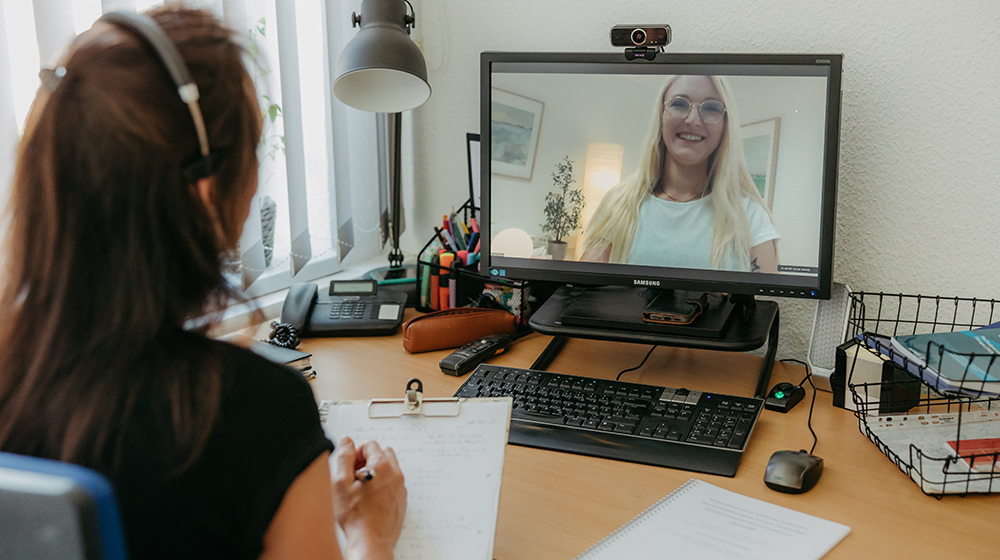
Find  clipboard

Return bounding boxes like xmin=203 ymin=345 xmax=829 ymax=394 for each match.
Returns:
xmin=320 ymin=378 xmax=512 ymax=560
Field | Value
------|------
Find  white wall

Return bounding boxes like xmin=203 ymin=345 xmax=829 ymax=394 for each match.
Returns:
xmin=405 ymin=0 xmax=1000 ymax=360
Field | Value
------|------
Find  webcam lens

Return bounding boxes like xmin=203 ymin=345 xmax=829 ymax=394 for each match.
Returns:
xmin=631 ymin=29 xmax=646 ymax=45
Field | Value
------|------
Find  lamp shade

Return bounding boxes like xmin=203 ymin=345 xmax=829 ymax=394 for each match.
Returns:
xmin=334 ymin=0 xmax=431 ymax=113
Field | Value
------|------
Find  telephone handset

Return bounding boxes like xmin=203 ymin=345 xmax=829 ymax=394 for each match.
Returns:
xmin=280 ymin=280 xmax=407 ymax=337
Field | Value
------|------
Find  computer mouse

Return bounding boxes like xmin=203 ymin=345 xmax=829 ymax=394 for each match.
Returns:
xmin=764 ymin=450 xmax=824 ymax=494
xmin=765 ymin=382 xmax=805 ymax=412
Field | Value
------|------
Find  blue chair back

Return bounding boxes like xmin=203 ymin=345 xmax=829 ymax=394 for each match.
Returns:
xmin=0 ymin=452 xmax=128 ymax=560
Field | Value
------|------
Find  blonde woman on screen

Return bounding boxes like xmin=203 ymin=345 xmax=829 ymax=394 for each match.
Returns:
xmin=580 ymin=75 xmax=779 ymax=272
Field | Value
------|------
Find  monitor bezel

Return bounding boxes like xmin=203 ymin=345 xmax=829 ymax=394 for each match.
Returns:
xmin=480 ymin=52 xmax=842 ymax=300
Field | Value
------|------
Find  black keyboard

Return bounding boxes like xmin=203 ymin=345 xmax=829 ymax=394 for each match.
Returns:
xmin=453 ymin=364 xmax=764 ymax=477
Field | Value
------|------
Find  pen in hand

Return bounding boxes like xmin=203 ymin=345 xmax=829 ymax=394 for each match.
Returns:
xmin=355 ymin=467 xmax=375 ymax=482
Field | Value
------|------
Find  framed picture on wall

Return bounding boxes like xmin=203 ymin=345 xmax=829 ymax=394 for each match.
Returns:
xmin=490 ymin=88 xmax=544 ymax=180
xmin=741 ymin=117 xmax=781 ymax=210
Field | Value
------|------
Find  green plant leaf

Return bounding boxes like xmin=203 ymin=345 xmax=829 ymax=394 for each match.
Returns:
xmin=540 ymin=155 xmax=585 ymax=242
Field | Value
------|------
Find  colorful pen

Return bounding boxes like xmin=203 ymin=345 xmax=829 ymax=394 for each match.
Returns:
xmin=430 ymin=253 xmax=441 ymax=309
xmin=439 ymin=253 xmax=454 ymax=310
xmin=432 ymin=227 xmax=451 ymax=250
xmin=449 ymin=266 xmax=458 ymax=309
xmin=441 ymin=229 xmax=457 ymax=252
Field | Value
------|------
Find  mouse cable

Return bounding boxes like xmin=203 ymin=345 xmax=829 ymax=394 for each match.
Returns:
xmin=616 ymin=345 xmax=658 ymax=381
xmin=779 ymin=358 xmax=818 ymax=455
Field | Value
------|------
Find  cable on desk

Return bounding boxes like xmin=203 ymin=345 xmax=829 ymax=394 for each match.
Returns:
xmin=779 ymin=358 xmax=818 ymax=455
xmin=616 ymin=345 xmax=658 ymax=381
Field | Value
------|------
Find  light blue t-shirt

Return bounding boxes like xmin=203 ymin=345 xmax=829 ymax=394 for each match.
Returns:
xmin=627 ymin=194 xmax=780 ymax=271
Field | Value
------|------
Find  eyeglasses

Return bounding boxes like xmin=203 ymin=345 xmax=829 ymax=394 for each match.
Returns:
xmin=663 ymin=96 xmax=727 ymax=125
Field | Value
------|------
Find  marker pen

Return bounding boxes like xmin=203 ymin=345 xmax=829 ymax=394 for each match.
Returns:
xmin=449 ymin=264 xmax=458 ymax=309
xmin=430 ymin=252 xmax=441 ymax=310
xmin=442 ymin=229 xmax=458 ymax=252
xmin=439 ymin=253 xmax=454 ymax=309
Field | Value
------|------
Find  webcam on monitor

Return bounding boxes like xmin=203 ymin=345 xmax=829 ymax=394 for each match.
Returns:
xmin=610 ymin=24 xmax=671 ymax=60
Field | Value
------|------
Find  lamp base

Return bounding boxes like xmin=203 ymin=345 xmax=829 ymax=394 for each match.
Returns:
xmin=366 ymin=264 xmax=418 ymax=308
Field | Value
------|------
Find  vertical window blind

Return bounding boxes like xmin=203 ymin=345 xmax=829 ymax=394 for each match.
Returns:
xmin=0 ymin=0 xmax=385 ymax=295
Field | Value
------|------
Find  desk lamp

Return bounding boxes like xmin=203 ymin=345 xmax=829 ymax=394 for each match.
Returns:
xmin=334 ymin=0 xmax=431 ymax=302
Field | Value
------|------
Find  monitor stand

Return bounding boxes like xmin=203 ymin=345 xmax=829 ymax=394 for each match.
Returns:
xmin=528 ymin=285 xmax=779 ymax=398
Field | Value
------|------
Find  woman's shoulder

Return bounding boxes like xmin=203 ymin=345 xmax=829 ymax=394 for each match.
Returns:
xmin=739 ymin=195 xmax=770 ymax=215
xmin=180 ymin=331 xmax=314 ymax=400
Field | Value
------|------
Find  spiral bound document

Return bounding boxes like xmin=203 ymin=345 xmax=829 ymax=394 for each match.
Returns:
xmin=575 ymin=479 xmax=850 ymax=560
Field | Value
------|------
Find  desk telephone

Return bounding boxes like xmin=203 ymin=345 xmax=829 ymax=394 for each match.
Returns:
xmin=280 ymin=280 xmax=406 ymax=337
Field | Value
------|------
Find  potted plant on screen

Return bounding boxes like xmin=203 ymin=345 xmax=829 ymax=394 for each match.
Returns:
xmin=540 ymin=156 xmax=585 ymax=260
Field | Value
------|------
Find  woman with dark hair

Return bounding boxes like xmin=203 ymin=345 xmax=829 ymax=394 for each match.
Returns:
xmin=0 ymin=7 xmax=405 ymax=559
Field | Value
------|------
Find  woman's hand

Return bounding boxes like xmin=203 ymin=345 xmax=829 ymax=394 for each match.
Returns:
xmin=331 ymin=436 xmax=407 ymax=560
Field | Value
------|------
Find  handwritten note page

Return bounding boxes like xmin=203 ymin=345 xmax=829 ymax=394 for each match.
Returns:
xmin=323 ymin=399 xmax=511 ymax=560
xmin=576 ymin=479 xmax=850 ymax=560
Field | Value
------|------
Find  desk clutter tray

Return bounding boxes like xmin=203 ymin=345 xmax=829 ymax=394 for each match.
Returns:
xmin=415 ymin=198 xmax=537 ymax=322
xmin=846 ymin=291 xmax=1000 ymax=496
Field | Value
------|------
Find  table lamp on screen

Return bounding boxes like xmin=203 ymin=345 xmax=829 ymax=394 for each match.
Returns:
xmin=334 ymin=0 xmax=431 ymax=302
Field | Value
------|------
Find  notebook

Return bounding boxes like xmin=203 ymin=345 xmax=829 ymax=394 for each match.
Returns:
xmin=321 ymin=395 xmax=512 ymax=560
xmin=575 ymin=479 xmax=850 ymax=560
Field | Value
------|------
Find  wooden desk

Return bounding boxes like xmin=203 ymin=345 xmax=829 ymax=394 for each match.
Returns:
xmin=274 ymin=314 xmax=999 ymax=559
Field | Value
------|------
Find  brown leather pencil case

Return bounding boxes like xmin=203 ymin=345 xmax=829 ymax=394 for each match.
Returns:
xmin=402 ymin=308 xmax=516 ymax=353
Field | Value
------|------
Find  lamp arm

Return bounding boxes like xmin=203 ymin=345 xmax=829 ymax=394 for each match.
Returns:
xmin=404 ymin=0 xmax=415 ymax=30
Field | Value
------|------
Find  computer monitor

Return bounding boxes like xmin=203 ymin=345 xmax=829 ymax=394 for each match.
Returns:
xmin=481 ymin=53 xmax=842 ymax=307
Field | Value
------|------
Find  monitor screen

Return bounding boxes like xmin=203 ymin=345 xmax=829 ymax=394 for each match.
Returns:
xmin=481 ymin=53 xmax=841 ymax=300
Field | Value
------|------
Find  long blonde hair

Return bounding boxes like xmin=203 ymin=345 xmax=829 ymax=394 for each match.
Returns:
xmin=581 ymin=75 xmax=770 ymax=270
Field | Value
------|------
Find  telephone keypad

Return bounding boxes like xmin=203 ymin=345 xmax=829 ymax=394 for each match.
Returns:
xmin=329 ymin=302 xmax=370 ymax=320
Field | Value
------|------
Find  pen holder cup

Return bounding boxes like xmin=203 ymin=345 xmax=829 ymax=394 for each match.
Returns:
xmin=415 ymin=246 xmax=531 ymax=323
xmin=415 ymin=257 xmax=530 ymax=321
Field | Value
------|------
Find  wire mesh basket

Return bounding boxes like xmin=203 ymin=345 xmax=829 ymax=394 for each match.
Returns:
xmin=846 ymin=291 xmax=1000 ymax=496
xmin=414 ymin=198 xmax=537 ymax=324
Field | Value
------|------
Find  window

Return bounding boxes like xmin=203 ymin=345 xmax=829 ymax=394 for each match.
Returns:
xmin=0 ymin=0 xmax=385 ymax=297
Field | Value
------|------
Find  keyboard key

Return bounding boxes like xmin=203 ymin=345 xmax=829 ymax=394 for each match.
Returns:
xmin=513 ymin=409 xmax=565 ymax=424
xmin=728 ymin=433 xmax=747 ymax=449
xmin=598 ymin=420 xmax=617 ymax=432
xmin=687 ymin=433 xmax=714 ymax=445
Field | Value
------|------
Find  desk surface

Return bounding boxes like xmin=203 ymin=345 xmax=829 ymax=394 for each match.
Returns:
xmin=267 ymin=313 xmax=999 ymax=559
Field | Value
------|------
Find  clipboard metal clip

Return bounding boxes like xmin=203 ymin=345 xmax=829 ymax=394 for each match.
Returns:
xmin=404 ymin=378 xmax=423 ymax=415
xmin=368 ymin=378 xmax=462 ymax=418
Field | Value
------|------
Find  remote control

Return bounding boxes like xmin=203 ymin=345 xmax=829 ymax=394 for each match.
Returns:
xmin=439 ymin=334 xmax=513 ymax=376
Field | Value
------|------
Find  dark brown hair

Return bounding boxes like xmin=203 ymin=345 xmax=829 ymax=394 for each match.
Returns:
xmin=0 ymin=7 xmax=260 ymax=475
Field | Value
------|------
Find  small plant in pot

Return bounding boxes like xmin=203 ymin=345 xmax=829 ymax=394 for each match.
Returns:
xmin=540 ymin=156 xmax=585 ymax=260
